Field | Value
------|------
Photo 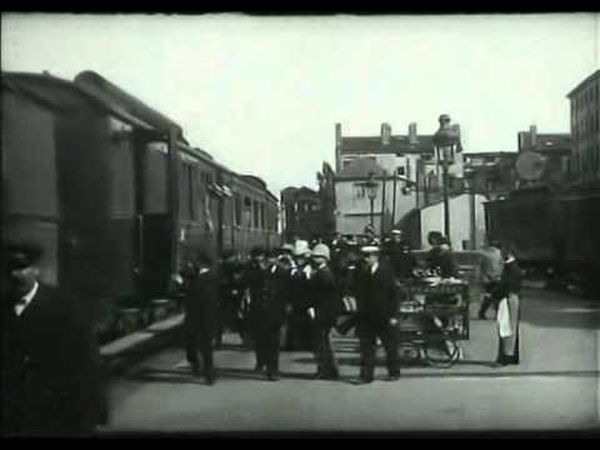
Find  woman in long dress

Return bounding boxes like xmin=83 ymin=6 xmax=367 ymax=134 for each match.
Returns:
xmin=494 ymin=247 xmax=523 ymax=365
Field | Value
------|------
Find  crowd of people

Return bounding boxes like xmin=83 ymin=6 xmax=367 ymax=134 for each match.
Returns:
xmin=176 ymin=229 xmax=523 ymax=386
xmin=1 ymin=230 xmax=522 ymax=435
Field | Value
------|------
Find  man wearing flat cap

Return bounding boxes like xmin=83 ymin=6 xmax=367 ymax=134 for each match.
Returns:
xmin=354 ymin=245 xmax=401 ymax=383
xmin=2 ymin=242 xmax=106 ymax=436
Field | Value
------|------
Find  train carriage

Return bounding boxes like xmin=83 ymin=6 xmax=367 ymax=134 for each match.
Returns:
xmin=485 ymin=183 xmax=600 ymax=295
xmin=3 ymin=70 xmax=280 ymax=340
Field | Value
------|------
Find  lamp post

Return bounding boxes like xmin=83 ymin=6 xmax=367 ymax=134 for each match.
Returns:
xmin=433 ymin=114 xmax=460 ymax=239
xmin=463 ymin=166 xmax=476 ymax=250
xmin=362 ymin=172 xmax=378 ymax=231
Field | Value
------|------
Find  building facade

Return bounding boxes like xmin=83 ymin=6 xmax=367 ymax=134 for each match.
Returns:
xmin=334 ymin=158 xmax=409 ymax=236
xmin=280 ymin=186 xmax=325 ymax=242
xmin=463 ymin=152 xmax=519 ymax=200
xmin=316 ymin=162 xmax=336 ymax=238
xmin=333 ymin=121 xmax=468 ymax=238
xmin=517 ymin=125 xmax=572 ymax=187
xmin=566 ymin=69 xmax=600 ymax=185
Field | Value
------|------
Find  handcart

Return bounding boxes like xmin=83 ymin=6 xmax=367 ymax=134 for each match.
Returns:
xmin=395 ymin=278 xmax=470 ymax=368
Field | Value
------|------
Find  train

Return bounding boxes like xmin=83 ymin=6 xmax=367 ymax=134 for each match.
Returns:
xmin=484 ymin=183 xmax=600 ymax=295
xmin=3 ymin=70 xmax=280 ymax=340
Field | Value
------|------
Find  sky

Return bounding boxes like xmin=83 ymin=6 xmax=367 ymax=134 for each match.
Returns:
xmin=2 ymin=13 xmax=599 ymax=195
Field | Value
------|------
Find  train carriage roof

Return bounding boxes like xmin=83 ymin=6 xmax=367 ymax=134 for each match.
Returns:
xmin=4 ymin=70 xmax=278 ymax=205
xmin=73 ymin=70 xmax=183 ymax=138
xmin=2 ymin=71 xmax=155 ymax=131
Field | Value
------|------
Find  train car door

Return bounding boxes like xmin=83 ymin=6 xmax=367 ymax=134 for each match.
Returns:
xmin=134 ymin=140 xmax=172 ymax=300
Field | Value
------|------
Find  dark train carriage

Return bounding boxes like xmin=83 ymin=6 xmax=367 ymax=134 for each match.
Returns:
xmin=484 ymin=186 xmax=561 ymax=271
xmin=3 ymin=69 xmax=280 ymax=339
xmin=173 ymin=145 xmax=221 ymax=266
xmin=3 ymin=73 xmax=160 ymax=302
xmin=558 ymin=186 xmax=600 ymax=292
xmin=3 ymin=74 xmax=65 ymax=290
xmin=3 ymin=71 xmax=186 ymax=331
xmin=228 ymin=174 xmax=279 ymax=255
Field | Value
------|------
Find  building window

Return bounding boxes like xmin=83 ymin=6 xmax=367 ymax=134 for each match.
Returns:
xmin=354 ymin=185 xmax=366 ymax=199
xmin=234 ymin=195 xmax=242 ymax=226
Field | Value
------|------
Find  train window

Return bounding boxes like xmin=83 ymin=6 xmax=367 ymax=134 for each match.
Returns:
xmin=3 ymin=94 xmax=58 ymax=217
xmin=244 ymin=196 xmax=252 ymax=228
xmin=253 ymin=200 xmax=260 ymax=229
xmin=179 ymin=162 xmax=191 ymax=220
xmin=110 ymin=132 xmax=135 ymax=218
xmin=144 ymin=143 xmax=168 ymax=214
xmin=234 ymin=194 xmax=242 ymax=226
xmin=260 ymin=203 xmax=266 ymax=229
xmin=189 ymin=165 xmax=199 ymax=221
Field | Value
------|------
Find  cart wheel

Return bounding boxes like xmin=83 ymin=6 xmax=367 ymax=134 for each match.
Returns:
xmin=424 ymin=337 xmax=460 ymax=368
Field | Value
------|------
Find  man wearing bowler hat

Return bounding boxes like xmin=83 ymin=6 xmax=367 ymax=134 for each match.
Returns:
xmin=2 ymin=242 xmax=106 ymax=436
xmin=355 ymin=245 xmax=401 ymax=383
xmin=179 ymin=251 xmax=219 ymax=385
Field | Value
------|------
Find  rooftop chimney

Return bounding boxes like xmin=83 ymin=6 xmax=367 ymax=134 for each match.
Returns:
xmin=335 ymin=123 xmax=342 ymax=172
xmin=530 ymin=124 xmax=537 ymax=148
xmin=381 ymin=123 xmax=391 ymax=146
xmin=408 ymin=122 xmax=418 ymax=144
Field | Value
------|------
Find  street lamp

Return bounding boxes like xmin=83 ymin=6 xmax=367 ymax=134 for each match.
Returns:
xmin=361 ymin=172 xmax=379 ymax=231
xmin=463 ymin=166 xmax=476 ymax=250
xmin=433 ymin=114 xmax=460 ymax=239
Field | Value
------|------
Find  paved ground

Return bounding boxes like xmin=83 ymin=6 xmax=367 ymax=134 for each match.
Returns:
xmin=102 ymin=288 xmax=600 ymax=433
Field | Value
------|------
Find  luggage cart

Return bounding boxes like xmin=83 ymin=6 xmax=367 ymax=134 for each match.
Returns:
xmin=396 ymin=279 xmax=470 ymax=368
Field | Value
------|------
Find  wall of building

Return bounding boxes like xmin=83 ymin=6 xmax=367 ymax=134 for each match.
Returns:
xmin=419 ymin=193 xmax=487 ymax=251
xmin=340 ymin=153 xmax=419 ymax=183
xmin=569 ymin=74 xmax=600 ymax=184
xmin=334 ymin=176 xmax=417 ymax=236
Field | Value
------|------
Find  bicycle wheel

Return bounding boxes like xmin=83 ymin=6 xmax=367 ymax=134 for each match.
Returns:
xmin=424 ymin=336 xmax=460 ymax=368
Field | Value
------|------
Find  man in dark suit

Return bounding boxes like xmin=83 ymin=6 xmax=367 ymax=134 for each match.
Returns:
xmin=216 ymin=251 xmax=245 ymax=347
xmin=2 ymin=243 xmax=106 ymax=436
xmin=244 ymin=247 xmax=269 ymax=370
xmin=286 ymin=241 xmax=314 ymax=351
xmin=355 ymin=245 xmax=401 ymax=383
xmin=251 ymin=250 xmax=291 ymax=381
xmin=308 ymin=243 xmax=340 ymax=380
xmin=180 ymin=251 xmax=219 ymax=385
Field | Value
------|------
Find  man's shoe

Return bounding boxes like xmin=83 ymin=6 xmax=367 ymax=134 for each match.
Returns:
xmin=254 ymin=364 xmax=265 ymax=373
xmin=316 ymin=372 xmax=339 ymax=381
xmin=266 ymin=373 xmax=280 ymax=382
xmin=191 ymin=365 xmax=202 ymax=377
xmin=386 ymin=374 xmax=400 ymax=381
xmin=353 ymin=377 xmax=374 ymax=385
